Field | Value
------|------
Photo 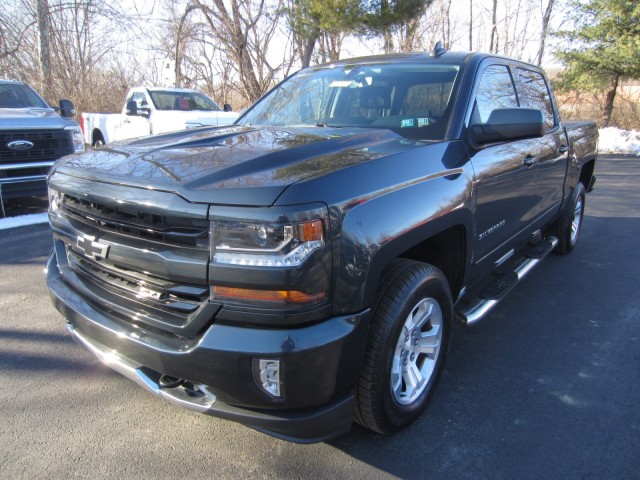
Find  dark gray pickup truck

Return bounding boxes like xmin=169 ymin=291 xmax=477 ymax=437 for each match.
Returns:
xmin=46 ymin=50 xmax=597 ymax=443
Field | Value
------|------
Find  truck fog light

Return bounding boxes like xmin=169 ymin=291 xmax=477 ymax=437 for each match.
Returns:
xmin=254 ymin=359 xmax=282 ymax=398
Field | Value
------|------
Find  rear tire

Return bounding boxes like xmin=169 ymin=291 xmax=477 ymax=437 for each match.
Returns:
xmin=92 ymin=133 xmax=105 ymax=148
xmin=552 ymin=182 xmax=586 ymax=254
xmin=354 ymin=259 xmax=452 ymax=434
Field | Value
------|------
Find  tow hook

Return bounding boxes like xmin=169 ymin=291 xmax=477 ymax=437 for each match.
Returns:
xmin=159 ymin=374 xmax=184 ymax=388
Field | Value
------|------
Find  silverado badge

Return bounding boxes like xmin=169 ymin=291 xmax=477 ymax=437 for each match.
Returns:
xmin=76 ymin=235 xmax=109 ymax=260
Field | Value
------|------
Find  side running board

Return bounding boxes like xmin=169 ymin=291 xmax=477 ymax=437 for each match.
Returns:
xmin=456 ymin=236 xmax=558 ymax=326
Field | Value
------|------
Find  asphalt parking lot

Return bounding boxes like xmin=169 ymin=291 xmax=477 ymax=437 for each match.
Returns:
xmin=0 ymin=155 xmax=638 ymax=479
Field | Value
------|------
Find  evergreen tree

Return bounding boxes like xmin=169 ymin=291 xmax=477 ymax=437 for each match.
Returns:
xmin=554 ymin=0 xmax=640 ymax=127
xmin=360 ymin=0 xmax=432 ymax=53
xmin=285 ymin=0 xmax=359 ymax=68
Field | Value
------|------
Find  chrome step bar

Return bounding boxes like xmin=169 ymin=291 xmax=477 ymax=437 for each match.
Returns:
xmin=457 ymin=237 xmax=558 ymax=326
xmin=66 ymin=323 xmax=216 ymax=413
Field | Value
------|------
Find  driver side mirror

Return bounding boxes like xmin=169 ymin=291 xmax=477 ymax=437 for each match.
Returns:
xmin=471 ymin=108 xmax=545 ymax=144
xmin=223 ymin=103 xmax=233 ymax=112
xmin=59 ymin=99 xmax=76 ymax=118
xmin=126 ymin=101 xmax=150 ymax=118
xmin=126 ymin=100 xmax=138 ymax=116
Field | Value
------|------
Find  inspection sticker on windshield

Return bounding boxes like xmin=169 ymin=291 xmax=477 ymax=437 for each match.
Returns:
xmin=329 ymin=80 xmax=355 ymax=88
xmin=401 ymin=119 xmax=415 ymax=128
xmin=418 ymin=117 xmax=430 ymax=127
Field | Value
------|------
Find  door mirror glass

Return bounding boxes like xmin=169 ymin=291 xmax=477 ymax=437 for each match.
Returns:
xmin=59 ymin=99 xmax=75 ymax=118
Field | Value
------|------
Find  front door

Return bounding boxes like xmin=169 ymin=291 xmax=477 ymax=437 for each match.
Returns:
xmin=469 ymin=63 xmax=539 ymax=263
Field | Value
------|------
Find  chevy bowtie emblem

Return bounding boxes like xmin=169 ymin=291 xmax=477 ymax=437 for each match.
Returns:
xmin=7 ymin=140 xmax=34 ymax=151
xmin=76 ymin=234 xmax=109 ymax=260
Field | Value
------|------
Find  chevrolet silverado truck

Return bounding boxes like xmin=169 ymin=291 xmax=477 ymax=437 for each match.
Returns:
xmin=81 ymin=86 xmax=239 ymax=147
xmin=46 ymin=49 xmax=598 ymax=443
xmin=0 ymin=79 xmax=84 ymax=216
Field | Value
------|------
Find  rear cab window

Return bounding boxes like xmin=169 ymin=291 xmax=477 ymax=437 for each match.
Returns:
xmin=516 ymin=68 xmax=557 ymax=130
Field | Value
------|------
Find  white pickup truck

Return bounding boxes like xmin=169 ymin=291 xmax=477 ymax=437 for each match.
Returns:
xmin=80 ymin=87 xmax=239 ymax=146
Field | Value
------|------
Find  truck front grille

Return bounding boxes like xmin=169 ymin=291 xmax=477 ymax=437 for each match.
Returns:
xmin=67 ymin=248 xmax=209 ymax=317
xmin=60 ymin=193 xmax=209 ymax=249
xmin=0 ymin=129 xmax=71 ymax=163
xmin=51 ymin=179 xmax=214 ymax=337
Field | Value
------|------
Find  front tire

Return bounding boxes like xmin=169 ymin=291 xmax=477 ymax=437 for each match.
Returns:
xmin=354 ymin=259 xmax=452 ymax=434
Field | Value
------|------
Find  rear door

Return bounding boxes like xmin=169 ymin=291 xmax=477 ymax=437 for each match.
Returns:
xmin=515 ymin=68 xmax=568 ymax=225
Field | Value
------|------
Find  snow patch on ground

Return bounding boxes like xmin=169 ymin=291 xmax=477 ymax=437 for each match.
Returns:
xmin=0 ymin=127 xmax=638 ymax=231
xmin=598 ymin=127 xmax=640 ymax=156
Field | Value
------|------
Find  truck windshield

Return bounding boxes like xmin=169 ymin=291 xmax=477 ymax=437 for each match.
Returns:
xmin=0 ymin=84 xmax=48 ymax=109
xmin=149 ymin=90 xmax=222 ymax=112
xmin=239 ymin=62 xmax=460 ymax=140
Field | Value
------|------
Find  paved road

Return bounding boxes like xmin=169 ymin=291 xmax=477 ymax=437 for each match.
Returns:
xmin=1 ymin=155 xmax=638 ymax=479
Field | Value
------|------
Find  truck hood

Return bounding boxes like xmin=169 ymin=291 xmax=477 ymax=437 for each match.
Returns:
xmin=53 ymin=125 xmax=426 ymax=205
xmin=0 ymin=108 xmax=77 ymax=129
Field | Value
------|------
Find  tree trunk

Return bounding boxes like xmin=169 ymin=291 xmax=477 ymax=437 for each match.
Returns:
xmin=536 ymin=0 xmax=554 ymax=66
xmin=36 ymin=0 xmax=51 ymax=100
xmin=489 ymin=0 xmax=498 ymax=53
xmin=381 ymin=0 xmax=394 ymax=53
xmin=469 ymin=0 xmax=472 ymax=51
xmin=601 ymin=73 xmax=620 ymax=128
xmin=301 ymin=28 xmax=319 ymax=68
xmin=175 ymin=5 xmax=197 ymax=88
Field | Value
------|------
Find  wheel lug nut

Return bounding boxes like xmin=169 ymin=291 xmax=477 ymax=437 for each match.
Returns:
xmin=410 ymin=352 xmax=416 ymax=361
xmin=414 ymin=339 xmax=419 ymax=346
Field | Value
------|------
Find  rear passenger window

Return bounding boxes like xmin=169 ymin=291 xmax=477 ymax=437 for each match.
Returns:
xmin=473 ymin=65 xmax=518 ymax=123
xmin=517 ymin=69 xmax=556 ymax=129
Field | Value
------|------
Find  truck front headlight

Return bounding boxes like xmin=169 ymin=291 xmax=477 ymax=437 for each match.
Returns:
xmin=212 ymin=219 xmax=324 ymax=267
xmin=209 ymin=204 xmax=330 ymax=309
xmin=48 ymin=187 xmax=62 ymax=213
xmin=65 ymin=126 xmax=85 ymax=153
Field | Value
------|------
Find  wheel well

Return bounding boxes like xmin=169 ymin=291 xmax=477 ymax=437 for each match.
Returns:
xmin=580 ymin=159 xmax=595 ymax=189
xmin=399 ymin=225 xmax=466 ymax=300
xmin=92 ymin=129 xmax=104 ymax=143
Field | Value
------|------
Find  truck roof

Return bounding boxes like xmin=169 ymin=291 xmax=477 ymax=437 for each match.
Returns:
xmin=311 ymin=50 xmax=543 ymax=72
xmin=135 ymin=86 xmax=205 ymax=93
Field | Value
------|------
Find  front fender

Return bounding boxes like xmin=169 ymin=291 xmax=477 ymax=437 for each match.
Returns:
xmin=333 ymin=169 xmax=474 ymax=313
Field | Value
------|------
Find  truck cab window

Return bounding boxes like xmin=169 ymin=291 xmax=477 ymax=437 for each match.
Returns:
xmin=472 ymin=65 xmax=518 ymax=124
xmin=517 ymin=69 xmax=556 ymax=130
xmin=128 ymin=92 xmax=148 ymax=109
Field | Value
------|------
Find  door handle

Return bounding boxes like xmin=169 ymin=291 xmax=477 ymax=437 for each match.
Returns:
xmin=523 ymin=155 xmax=537 ymax=166
xmin=558 ymin=145 xmax=570 ymax=154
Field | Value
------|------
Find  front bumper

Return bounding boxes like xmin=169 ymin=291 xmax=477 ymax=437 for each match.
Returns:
xmin=46 ymin=249 xmax=370 ymax=443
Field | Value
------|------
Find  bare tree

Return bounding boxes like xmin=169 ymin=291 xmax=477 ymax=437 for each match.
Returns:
xmin=536 ymin=0 xmax=555 ymax=65
xmin=0 ymin=3 xmax=35 ymax=65
xmin=178 ymin=0 xmax=287 ymax=103
xmin=489 ymin=0 xmax=498 ymax=53
xmin=469 ymin=0 xmax=473 ymax=51
xmin=36 ymin=0 xmax=52 ymax=98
